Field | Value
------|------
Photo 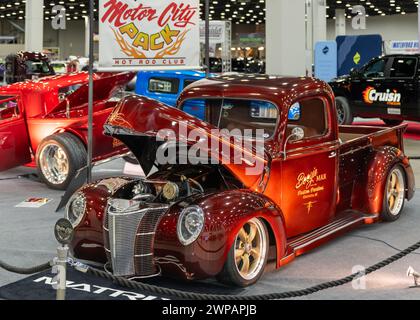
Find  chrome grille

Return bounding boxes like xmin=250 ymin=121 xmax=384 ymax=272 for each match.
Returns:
xmin=134 ymin=210 xmax=166 ymax=275
xmin=103 ymin=199 xmax=168 ymax=277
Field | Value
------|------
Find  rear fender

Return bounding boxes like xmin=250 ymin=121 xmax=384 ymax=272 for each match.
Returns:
xmin=355 ymin=146 xmax=413 ymax=215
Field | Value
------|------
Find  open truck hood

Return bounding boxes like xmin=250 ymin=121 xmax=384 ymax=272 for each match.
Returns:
xmin=104 ymin=95 xmax=269 ymax=190
xmin=47 ymin=72 xmax=136 ymax=115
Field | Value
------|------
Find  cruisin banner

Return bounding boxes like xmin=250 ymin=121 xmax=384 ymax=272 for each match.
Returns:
xmin=98 ymin=0 xmax=200 ymax=71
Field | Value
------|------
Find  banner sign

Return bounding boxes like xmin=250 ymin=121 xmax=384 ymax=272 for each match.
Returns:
xmin=336 ymin=35 xmax=382 ymax=76
xmin=199 ymin=21 xmax=225 ymax=44
xmin=384 ymin=41 xmax=419 ymax=54
xmin=98 ymin=0 xmax=200 ymax=71
xmin=314 ymin=41 xmax=337 ymax=82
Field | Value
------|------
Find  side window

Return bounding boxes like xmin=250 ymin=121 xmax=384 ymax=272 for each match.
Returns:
xmin=285 ymin=98 xmax=327 ymax=143
xmin=148 ymin=78 xmax=179 ymax=94
xmin=362 ymin=59 xmax=387 ymax=78
xmin=0 ymin=97 xmax=20 ymax=122
xmin=390 ymin=58 xmax=417 ymax=78
xmin=183 ymin=79 xmax=198 ymax=89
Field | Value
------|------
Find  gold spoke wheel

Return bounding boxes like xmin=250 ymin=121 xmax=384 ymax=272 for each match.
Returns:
xmin=234 ymin=218 xmax=268 ymax=281
xmin=386 ymin=168 xmax=405 ymax=217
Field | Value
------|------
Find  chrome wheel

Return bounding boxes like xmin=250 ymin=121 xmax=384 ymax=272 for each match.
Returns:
xmin=386 ymin=168 xmax=405 ymax=216
xmin=234 ymin=218 xmax=267 ymax=281
xmin=39 ymin=143 xmax=69 ymax=185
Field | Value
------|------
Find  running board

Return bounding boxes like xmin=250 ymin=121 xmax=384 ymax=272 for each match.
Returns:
xmin=281 ymin=211 xmax=378 ymax=265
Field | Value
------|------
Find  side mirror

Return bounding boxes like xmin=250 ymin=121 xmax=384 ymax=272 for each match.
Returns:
xmin=283 ymin=127 xmax=305 ymax=159
xmin=290 ymin=127 xmax=305 ymax=141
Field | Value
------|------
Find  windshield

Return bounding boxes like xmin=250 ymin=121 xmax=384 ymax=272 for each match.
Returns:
xmin=25 ymin=60 xmax=51 ymax=74
xmin=181 ymin=98 xmax=279 ymax=139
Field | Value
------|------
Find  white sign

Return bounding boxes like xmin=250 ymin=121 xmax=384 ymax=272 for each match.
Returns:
xmin=98 ymin=0 xmax=200 ymax=71
xmin=15 ymin=198 xmax=52 ymax=208
xmin=385 ymin=41 xmax=419 ymax=54
xmin=200 ymin=20 xmax=226 ymax=44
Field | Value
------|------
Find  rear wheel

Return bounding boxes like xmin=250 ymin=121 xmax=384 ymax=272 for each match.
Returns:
xmin=217 ymin=218 xmax=269 ymax=287
xmin=381 ymin=165 xmax=406 ymax=222
xmin=382 ymin=119 xmax=404 ymax=126
xmin=36 ymin=133 xmax=87 ymax=190
xmin=335 ymin=96 xmax=354 ymax=125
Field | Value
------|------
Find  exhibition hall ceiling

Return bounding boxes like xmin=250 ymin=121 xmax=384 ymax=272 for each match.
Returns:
xmin=0 ymin=0 xmax=417 ymax=23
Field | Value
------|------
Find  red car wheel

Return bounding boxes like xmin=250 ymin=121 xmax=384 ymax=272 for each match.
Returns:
xmin=217 ymin=218 xmax=269 ymax=287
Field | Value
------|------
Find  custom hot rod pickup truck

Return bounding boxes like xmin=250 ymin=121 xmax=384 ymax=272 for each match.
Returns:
xmin=329 ymin=54 xmax=420 ymax=125
xmin=0 ymin=71 xmax=134 ymax=189
xmin=65 ymin=75 xmax=415 ymax=287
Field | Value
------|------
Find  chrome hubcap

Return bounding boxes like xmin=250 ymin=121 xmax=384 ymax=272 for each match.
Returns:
xmin=39 ymin=144 xmax=69 ymax=185
xmin=387 ymin=169 xmax=404 ymax=216
xmin=234 ymin=218 xmax=267 ymax=281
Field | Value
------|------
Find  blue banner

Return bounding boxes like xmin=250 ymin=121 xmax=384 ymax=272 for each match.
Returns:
xmin=314 ymin=41 xmax=337 ymax=82
xmin=336 ymin=35 xmax=382 ymax=76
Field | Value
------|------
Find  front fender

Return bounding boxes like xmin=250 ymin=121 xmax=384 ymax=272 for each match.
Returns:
xmin=354 ymin=146 xmax=414 ymax=215
xmin=154 ymin=190 xmax=286 ymax=279
xmin=70 ymin=177 xmax=136 ymax=263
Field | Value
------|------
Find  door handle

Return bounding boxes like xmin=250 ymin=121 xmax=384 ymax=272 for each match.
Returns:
xmin=328 ymin=152 xmax=337 ymax=158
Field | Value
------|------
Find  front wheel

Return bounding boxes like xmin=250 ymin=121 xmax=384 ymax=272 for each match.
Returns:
xmin=36 ymin=133 xmax=87 ymax=190
xmin=381 ymin=165 xmax=406 ymax=222
xmin=217 ymin=218 xmax=269 ymax=287
xmin=335 ymin=96 xmax=354 ymax=125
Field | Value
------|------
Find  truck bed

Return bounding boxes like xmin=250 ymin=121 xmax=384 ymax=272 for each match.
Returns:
xmin=339 ymin=124 xmax=406 ymax=152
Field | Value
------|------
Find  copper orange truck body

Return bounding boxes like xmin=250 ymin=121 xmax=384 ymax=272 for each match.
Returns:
xmin=0 ymin=71 xmax=134 ymax=189
xmin=67 ymin=75 xmax=415 ymax=287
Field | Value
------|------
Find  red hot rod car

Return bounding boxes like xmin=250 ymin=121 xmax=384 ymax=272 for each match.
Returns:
xmin=66 ymin=75 xmax=415 ymax=287
xmin=0 ymin=72 xmax=134 ymax=189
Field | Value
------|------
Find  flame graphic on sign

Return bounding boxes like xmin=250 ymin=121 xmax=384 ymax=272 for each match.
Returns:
xmin=112 ymin=27 xmax=189 ymax=59
xmin=363 ymin=86 xmax=375 ymax=104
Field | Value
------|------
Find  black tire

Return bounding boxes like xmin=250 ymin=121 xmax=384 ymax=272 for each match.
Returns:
xmin=382 ymin=119 xmax=404 ymax=126
xmin=36 ymin=133 xmax=87 ymax=190
xmin=217 ymin=218 xmax=269 ymax=287
xmin=335 ymin=96 xmax=354 ymax=125
xmin=381 ymin=165 xmax=406 ymax=222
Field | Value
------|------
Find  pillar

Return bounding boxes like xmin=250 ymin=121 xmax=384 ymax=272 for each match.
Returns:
xmin=266 ymin=0 xmax=306 ymax=76
xmin=25 ymin=0 xmax=44 ymax=52
xmin=335 ymin=9 xmax=346 ymax=37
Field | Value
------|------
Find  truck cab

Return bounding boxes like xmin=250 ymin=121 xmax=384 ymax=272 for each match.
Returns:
xmin=329 ymin=54 xmax=420 ymax=125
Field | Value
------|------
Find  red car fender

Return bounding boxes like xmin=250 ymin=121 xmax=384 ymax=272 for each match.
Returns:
xmin=221 ymin=206 xmax=287 ymax=270
xmin=355 ymin=146 xmax=413 ymax=215
xmin=153 ymin=190 xmax=287 ymax=279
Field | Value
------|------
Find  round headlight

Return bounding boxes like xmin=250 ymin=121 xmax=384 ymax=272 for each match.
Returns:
xmin=66 ymin=192 xmax=86 ymax=227
xmin=177 ymin=206 xmax=205 ymax=246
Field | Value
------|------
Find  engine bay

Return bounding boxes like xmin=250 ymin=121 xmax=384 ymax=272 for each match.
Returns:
xmin=113 ymin=164 xmax=244 ymax=206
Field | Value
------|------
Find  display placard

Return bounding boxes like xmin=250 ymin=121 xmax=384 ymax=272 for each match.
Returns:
xmin=314 ymin=41 xmax=337 ymax=82
xmin=98 ymin=0 xmax=200 ymax=71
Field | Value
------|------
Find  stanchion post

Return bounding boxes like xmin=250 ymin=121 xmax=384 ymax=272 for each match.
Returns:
xmin=87 ymin=0 xmax=94 ymax=183
xmin=55 ymin=245 xmax=69 ymax=300
xmin=53 ymin=218 xmax=74 ymax=301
